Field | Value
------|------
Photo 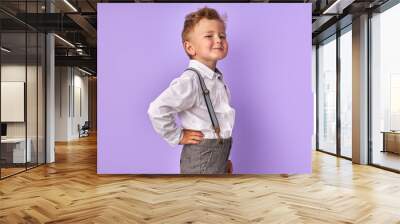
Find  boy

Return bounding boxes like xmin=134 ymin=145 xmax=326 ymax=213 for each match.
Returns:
xmin=147 ymin=7 xmax=235 ymax=174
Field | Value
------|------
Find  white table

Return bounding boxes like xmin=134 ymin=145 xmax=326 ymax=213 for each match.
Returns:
xmin=1 ymin=138 xmax=32 ymax=163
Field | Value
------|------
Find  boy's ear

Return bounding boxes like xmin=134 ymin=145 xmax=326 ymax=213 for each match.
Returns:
xmin=183 ymin=41 xmax=196 ymax=57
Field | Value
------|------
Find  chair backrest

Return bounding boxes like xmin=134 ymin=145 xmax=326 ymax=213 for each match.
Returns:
xmin=82 ymin=121 xmax=90 ymax=129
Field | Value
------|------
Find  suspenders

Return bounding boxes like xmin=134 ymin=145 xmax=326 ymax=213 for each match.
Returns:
xmin=185 ymin=68 xmax=223 ymax=144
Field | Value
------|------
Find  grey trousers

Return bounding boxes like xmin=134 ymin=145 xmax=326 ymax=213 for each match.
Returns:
xmin=180 ymin=138 xmax=232 ymax=174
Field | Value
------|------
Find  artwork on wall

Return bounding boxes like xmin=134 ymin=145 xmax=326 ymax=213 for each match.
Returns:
xmin=1 ymin=81 xmax=25 ymax=122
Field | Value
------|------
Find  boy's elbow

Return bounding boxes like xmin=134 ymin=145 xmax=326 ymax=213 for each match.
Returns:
xmin=147 ymin=102 xmax=156 ymax=118
xmin=147 ymin=102 xmax=164 ymax=122
xmin=147 ymin=102 xmax=152 ymax=114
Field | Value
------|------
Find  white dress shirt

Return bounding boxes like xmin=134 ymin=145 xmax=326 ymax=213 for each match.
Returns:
xmin=147 ymin=59 xmax=235 ymax=146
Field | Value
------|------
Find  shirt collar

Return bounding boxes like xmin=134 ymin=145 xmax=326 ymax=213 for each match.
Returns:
xmin=188 ymin=59 xmax=223 ymax=80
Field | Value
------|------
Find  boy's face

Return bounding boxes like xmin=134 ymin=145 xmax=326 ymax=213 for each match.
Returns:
xmin=185 ymin=19 xmax=228 ymax=65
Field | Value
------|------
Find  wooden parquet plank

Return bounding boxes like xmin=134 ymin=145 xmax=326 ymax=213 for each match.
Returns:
xmin=1 ymin=134 xmax=400 ymax=223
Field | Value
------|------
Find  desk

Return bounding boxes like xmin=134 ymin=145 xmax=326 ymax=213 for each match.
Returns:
xmin=382 ymin=131 xmax=400 ymax=154
xmin=1 ymin=138 xmax=31 ymax=163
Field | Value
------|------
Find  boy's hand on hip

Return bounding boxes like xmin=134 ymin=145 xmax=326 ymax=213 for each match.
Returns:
xmin=179 ymin=129 xmax=204 ymax=144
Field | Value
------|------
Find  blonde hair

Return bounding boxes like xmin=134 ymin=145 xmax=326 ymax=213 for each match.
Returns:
xmin=181 ymin=7 xmax=226 ymax=43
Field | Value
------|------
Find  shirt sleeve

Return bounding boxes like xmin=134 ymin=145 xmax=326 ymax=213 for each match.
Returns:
xmin=147 ymin=73 xmax=197 ymax=147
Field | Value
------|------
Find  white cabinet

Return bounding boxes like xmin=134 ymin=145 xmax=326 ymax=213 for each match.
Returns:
xmin=1 ymin=138 xmax=32 ymax=163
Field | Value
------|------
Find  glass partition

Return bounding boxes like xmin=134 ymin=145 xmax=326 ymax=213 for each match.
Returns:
xmin=339 ymin=27 xmax=352 ymax=158
xmin=38 ymin=32 xmax=45 ymax=165
xmin=27 ymin=31 xmax=38 ymax=169
xmin=371 ymin=3 xmax=400 ymax=171
xmin=317 ymin=35 xmax=337 ymax=154
xmin=0 ymin=1 xmax=46 ymax=179
xmin=1 ymin=31 xmax=28 ymax=177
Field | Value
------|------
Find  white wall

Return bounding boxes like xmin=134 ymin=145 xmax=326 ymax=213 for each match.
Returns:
xmin=55 ymin=67 xmax=89 ymax=141
xmin=1 ymin=65 xmax=26 ymax=132
xmin=55 ymin=66 xmax=69 ymax=141
xmin=1 ymin=65 xmax=42 ymax=137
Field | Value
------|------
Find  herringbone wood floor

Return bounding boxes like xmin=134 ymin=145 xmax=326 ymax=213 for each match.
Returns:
xmin=1 ymin=134 xmax=400 ymax=224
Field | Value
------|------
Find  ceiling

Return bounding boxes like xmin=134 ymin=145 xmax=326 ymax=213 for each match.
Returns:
xmin=0 ymin=0 xmax=392 ymax=75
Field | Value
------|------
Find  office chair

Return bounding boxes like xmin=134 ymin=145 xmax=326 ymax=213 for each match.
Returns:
xmin=79 ymin=121 xmax=90 ymax=138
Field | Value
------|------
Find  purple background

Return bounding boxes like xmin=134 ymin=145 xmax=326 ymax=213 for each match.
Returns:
xmin=98 ymin=3 xmax=312 ymax=174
